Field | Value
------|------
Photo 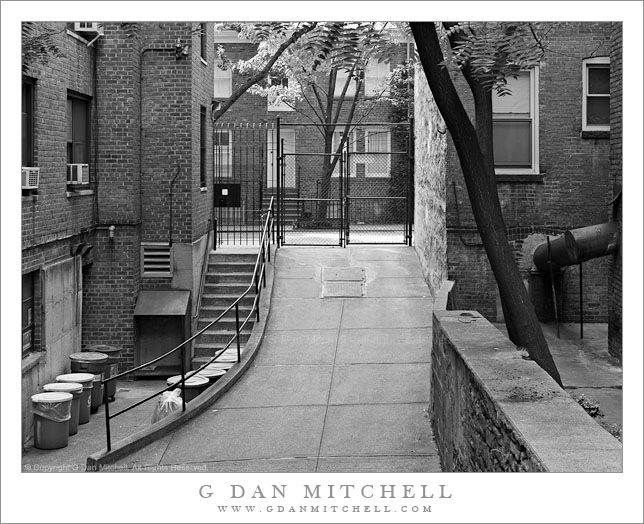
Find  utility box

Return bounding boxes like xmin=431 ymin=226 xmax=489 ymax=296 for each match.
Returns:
xmin=133 ymin=290 xmax=192 ymax=377
xmin=214 ymin=183 xmax=241 ymax=207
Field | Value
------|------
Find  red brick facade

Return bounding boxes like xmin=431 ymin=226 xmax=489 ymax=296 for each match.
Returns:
xmin=21 ymin=23 xmax=217 ymax=443
xmin=440 ymin=23 xmax=617 ymax=323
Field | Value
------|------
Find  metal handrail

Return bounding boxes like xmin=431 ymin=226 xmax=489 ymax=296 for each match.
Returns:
xmin=192 ymin=218 xmax=213 ymax=326
xmin=101 ymin=198 xmax=275 ymax=451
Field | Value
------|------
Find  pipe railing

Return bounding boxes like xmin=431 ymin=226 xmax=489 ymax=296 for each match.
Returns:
xmin=101 ymin=198 xmax=275 ymax=451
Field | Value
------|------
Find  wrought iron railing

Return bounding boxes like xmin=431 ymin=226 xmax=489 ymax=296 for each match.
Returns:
xmin=101 ymin=198 xmax=275 ymax=451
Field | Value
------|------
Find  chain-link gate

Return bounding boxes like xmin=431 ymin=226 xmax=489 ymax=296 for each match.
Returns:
xmin=277 ymin=120 xmax=413 ymax=247
xmin=212 ymin=120 xmax=413 ymax=247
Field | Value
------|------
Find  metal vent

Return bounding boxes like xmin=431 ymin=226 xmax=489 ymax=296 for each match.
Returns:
xmin=141 ymin=243 xmax=172 ymax=277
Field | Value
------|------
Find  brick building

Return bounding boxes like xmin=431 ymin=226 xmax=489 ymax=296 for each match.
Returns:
xmin=21 ymin=22 xmax=217 ymax=447
xmin=414 ymin=23 xmax=620 ymax=338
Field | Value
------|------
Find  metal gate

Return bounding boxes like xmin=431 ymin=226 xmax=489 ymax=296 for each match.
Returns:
xmin=213 ymin=120 xmax=413 ymax=247
xmin=213 ymin=122 xmax=275 ymax=246
xmin=277 ymin=120 xmax=413 ymax=246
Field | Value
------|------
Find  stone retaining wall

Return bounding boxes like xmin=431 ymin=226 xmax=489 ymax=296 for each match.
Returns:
xmin=431 ymin=310 xmax=622 ymax=472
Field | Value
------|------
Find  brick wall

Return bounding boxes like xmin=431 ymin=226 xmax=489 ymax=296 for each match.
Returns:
xmin=608 ymin=23 xmax=622 ymax=359
xmin=431 ymin=310 xmax=622 ymax=472
xmin=413 ymin=63 xmax=448 ymax=299
xmin=443 ymin=23 xmax=614 ymax=322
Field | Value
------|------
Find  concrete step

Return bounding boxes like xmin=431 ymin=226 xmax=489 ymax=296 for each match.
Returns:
xmin=204 ymin=282 xmax=253 ymax=295
xmin=194 ymin=330 xmax=252 ymax=348
xmin=197 ymin=316 xmax=255 ymax=332
xmin=205 ymin=271 xmax=254 ymax=284
xmin=208 ymin=261 xmax=256 ymax=273
xmin=201 ymin=293 xmax=256 ymax=308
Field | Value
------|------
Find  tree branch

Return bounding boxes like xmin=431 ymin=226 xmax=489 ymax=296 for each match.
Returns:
xmin=212 ymin=23 xmax=318 ymax=122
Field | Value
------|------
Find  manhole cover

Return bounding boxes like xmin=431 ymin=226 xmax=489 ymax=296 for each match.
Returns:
xmin=322 ymin=280 xmax=364 ymax=298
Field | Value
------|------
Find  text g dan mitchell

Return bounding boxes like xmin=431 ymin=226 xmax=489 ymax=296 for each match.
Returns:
xmin=198 ymin=483 xmax=453 ymax=500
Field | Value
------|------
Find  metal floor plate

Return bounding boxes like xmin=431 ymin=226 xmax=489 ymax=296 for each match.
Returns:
xmin=321 ymin=280 xmax=365 ymax=298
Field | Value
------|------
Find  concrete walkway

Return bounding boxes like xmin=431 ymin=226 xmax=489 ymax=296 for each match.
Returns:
xmin=111 ymin=245 xmax=441 ymax=472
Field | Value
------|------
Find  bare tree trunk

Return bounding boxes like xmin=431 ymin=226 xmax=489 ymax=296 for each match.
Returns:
xmin=411 ymin=22 xmax=562 ymax=386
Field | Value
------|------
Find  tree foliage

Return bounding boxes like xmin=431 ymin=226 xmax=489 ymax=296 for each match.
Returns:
xmin=22 ymin=22 xmax=65 ymax=74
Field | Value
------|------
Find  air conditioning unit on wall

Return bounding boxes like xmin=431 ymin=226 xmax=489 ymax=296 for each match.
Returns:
xmin=22 ymin=167 xmax=40 ymax=189
xmin=74 ymin=22 xmax=104 ymax=35
xmin=67 ymin=163 xmax=89 ymax=185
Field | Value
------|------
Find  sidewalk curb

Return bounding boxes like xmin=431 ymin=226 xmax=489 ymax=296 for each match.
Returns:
xmin=86 ymin=247 xmax=277 ymax=471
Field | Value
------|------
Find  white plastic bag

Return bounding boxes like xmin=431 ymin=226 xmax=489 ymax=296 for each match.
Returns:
xmin=151 ymin=389 xmax=182 ymax=423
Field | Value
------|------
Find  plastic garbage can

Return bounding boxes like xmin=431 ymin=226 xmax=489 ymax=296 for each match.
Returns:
xmin=195 ymin=367 xmax=226 ymax=385
xmin=56 ymin=373 xmax=94 ymax=424
xmin=69 ymin=352 xmax=108 ymax=413
xmin=43 ymin=382 xmax=82 ymax=435
xmin=31 ymin=392 xmax=73 ymax=450
xmin=87 ymin=345 xmax=121 ymax=401
xmin=166 ymin=375 xmax=209 ymax=402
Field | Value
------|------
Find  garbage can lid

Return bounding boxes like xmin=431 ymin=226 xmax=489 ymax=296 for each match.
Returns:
xmin=205 ymin=362 xmax=234 ymax=371
xmin=196 ymin=368 xmax=226 ymax=378
xmin=31 ymin=392 xmax=73 ymax=403
xmin=44 ymin=382 xmax=83 ymax=394
xmin=166 ymin=375 xmax=209 ymax=388
xmin=70 ymin=351 xmax=108 ymax=363
xmin=87 ymin=345 xmax=121 ymax=355
xmin=56 ymin=372 xmax=95 ymax=384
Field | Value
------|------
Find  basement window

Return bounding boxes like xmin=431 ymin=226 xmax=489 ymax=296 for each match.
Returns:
xmin=141 ymin=243 xmax=173 ymax=277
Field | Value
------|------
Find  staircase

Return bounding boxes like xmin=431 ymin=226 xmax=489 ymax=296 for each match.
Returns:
xmin=192 ymin=249 xmax=258 ymax=369
xmin=263 ymin=188 xmax=302 ymax=226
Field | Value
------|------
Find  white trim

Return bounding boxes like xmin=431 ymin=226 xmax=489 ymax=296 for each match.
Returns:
xmin=494 ymin=67 xmax=540 ymax=176
xmin=364 ymin=127 xmax=391 ymax=178
xmin=582 ymin=56 xmax=610 ymax=132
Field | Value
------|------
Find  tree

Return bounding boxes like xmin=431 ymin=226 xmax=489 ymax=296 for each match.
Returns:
xmin=410 ymin=22 xmax=563 ymax=386
xmin=238 ymin=22 xmax=399 ymax=219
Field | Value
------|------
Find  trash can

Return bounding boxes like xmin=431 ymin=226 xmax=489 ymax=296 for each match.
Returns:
xmin=31 ymin=392 xmax=73 ymax=450
xmin=166 ymin=375 xmax=209 ymax=403
xmin=195 ymin=367 xmax=226 ymax=385
xmin=43 ymin=382 xmax=82 ymax=436
xmin=87 ymin=345 xmax=121 ymax=401
xmin=56 ymin=373 xmax=94 ymax=424
xmin=69 ymin=352 xmax=108 ymax=413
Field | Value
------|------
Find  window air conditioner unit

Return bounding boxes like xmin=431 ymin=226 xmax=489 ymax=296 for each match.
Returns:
xmin=22 ymin=167 xmax=40 ymax=190
xmin=74 ymin=22 xmax=104 ymax=35
xmin=67 ymin=163 xmax=89 ymax=185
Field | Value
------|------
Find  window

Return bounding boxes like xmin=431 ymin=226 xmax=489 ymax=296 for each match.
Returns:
xmin=200 ymin=23 xmax=207 ymax=61
xmin=267 ymin=74 xmax=293 ymax=112
xmin=214 ymin=129 xmax=232 ymax=179
xmin=22 ymin=78 xmax=35 ymax=167
xmin=364 ymin=128 xmax=391 ymax=177
xmin=334 ymin=69 xmax=357 ymax=98
xmin=22 ymin=272 xmax=35 ymax=357
xmin=213 ymin=60 xmax=232 ymax=98
xmin=364 ymin=59 xmax=391 ymax=97
xmin=492 ymin=68 xmax=539 ymax=174
xmin=67 ymin=93 xmax=90 ymax=165
xmin=200 ymin=106 xmax=207 ymax=187
xmin=583 ymin=57 xmax=610 ymax=131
